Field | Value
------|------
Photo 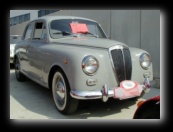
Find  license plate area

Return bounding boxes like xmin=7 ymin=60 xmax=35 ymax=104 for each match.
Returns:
xmin=113 ymin=80 xmax=143 ymax=100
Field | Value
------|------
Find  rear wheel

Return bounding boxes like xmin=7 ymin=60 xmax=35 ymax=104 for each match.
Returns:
xmin=52 ymin=69 xmax=79 ymax=114
xmin=14 ymin=57 xmax=26 ymax=82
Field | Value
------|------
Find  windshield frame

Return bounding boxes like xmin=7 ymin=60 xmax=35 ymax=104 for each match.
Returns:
xmin=49 ymin=19 xmax=107 ymax=39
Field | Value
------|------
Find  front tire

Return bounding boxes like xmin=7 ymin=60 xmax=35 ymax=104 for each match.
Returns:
xmin=52 ymin=69 xmax=79 ymax=114
xmin=14 ymin=57 xmax=26 ymax=82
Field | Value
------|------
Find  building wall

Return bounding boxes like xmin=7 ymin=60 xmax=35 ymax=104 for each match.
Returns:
xmin=10 ymin=10 xmax=160 ymax=86
xmin=141 ymin=10 xmax=160 ymax=80
xmin=10 ymin=21 xmax=29 ymax=35
xmin=110 ymin=10 xmax=141 ymax=48
xmin=10 ymin=10 xmax=38 ymax=20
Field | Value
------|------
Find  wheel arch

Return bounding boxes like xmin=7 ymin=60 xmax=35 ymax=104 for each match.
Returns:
xmin=48 ymin=65 xmax=69 ymax=90
xmin=50 ymin=64 xmax=79 ymax=114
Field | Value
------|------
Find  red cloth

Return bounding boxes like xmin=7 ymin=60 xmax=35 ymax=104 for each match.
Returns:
xmin=114 ymin=80 xmax=143 ymax=99
xmin=70 ymin=23 xmax=88 ymax=33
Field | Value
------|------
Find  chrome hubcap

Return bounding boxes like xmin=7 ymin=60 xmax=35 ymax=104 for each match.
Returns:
xmin=53 ymin=72 xmax=67 ymax=110
xmin=56 ymin=81 xmax=65 ymax=102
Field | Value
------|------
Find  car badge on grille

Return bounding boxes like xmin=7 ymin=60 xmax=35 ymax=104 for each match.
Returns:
xmin=114 ymin=45 xmax=124 ymax=50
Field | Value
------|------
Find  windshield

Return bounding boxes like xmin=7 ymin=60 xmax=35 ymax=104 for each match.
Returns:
xmin=50 ymin=19 xmax=107 ymax=39
xmin=10 ymin=36 xmax=22 ymax=44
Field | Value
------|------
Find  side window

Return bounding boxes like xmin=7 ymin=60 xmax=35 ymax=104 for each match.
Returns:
xmin=33 ymin=22 xmax=46 ymax=40
xmin=24 ymin=23 xmax=34 ymax=40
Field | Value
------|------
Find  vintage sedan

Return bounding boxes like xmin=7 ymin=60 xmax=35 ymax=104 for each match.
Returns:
xmin=14 ymin=16 xmax=153 ymax=114
xmin=10 ymin=35 xmax=22 ymax=64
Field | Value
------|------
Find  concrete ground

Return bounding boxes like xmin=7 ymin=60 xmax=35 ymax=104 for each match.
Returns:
xmin=10 ymin=65 xmax=160 ymax=120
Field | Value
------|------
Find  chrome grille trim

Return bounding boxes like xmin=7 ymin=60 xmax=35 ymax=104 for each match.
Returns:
xmin=109 ymin=45 xmax=132 ymax=86
xmin=121 ymin=49 xmax=126 ymax=79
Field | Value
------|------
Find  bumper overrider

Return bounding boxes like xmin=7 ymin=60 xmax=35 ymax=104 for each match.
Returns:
xmin=70 ymin=73 xmax=151 ymax=102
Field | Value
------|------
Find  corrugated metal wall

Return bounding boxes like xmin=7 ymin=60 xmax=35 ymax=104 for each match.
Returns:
xmin=10 ymin=10 xmax=160 ymax=85
xmin=141 ymin=10 xmax=160 ymax=79
xmin=110 ymin=10 xmax=141 ymax=48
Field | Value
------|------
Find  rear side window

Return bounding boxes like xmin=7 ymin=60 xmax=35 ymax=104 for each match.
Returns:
xmin=24 ymin=23 xmax=34 ymax=40
xmin=33 ymin=22 xmax=46 ymax=40
xmin=33 ymin=22 xmax=43 ymax=39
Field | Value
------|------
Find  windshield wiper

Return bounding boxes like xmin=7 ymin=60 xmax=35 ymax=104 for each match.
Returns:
xmin=53 ymin=31 xmax=72 ymax=35
xmin=77 ymin=31 xmax=98 ymax=38
xmin=61 ymin=31 xmax=73 ymax=35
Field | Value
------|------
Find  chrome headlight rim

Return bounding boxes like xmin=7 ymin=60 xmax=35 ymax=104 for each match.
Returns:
xmin=82 ymin=55 xmax=99 ymax=76
xmin=140 ymin=53 xmax=151 ymax=70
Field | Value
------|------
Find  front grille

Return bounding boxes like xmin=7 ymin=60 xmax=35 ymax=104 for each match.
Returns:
xmin=110 ymin=46 xmax=132 ymax=85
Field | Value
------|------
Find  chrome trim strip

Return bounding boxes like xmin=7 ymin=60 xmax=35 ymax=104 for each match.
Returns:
xmin=121 ymin=49 xmax=126 ymax=79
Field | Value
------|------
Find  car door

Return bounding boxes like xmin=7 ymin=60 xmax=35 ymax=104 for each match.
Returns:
xmin=19 ymin=22 xmax=34 ymax=73
xmin=27 ymin=21 xmax=47 ymax=83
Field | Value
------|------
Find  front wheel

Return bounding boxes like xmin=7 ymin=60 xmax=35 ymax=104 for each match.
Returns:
xmin=52 ymin=69 xmax=79 ymax=114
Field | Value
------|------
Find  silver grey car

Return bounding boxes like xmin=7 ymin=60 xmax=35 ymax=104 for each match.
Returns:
xmin=14 ymin=16 xmax=153 ymax=114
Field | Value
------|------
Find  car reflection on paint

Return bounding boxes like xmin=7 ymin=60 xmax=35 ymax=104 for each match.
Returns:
xmin=10 ymin=35 xmax=22 ymax=64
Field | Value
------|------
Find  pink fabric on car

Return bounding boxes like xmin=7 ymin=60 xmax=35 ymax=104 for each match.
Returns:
xmin=114 ymin=80 xmax=143 ymax=99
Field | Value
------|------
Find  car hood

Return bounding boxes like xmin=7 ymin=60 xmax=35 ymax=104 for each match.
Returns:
xmin=10 ymin=44 xmax=16 ymax=50
xmin=52 ymin=37 xmax=128 ymax=49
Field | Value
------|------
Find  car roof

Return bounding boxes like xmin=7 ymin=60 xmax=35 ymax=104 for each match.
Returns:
xmin=30 ymin=16 xmax=97 ymax=23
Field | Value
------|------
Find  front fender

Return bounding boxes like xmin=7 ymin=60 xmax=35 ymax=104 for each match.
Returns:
xmin=129 ymin=47 xmax=153 ymax=83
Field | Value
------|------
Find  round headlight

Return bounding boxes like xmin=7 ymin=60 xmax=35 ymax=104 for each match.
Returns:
xmin=140 ymin=53 xmax=151 ymax=70
xmin=82 ymin=55 xmax=99 ymax=75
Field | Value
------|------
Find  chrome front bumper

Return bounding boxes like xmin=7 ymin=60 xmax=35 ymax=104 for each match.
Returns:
xmin=70 ymin=76 xmax=152 ymax=102
xmin=70 ymin=86 xmax=114 ymax=101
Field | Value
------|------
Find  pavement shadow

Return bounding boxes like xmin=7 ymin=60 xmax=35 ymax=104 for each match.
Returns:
xmin=69 ymin=98 xmax=137 ymax=119
xmin=10 ymin=70 xmax=138 ymax=119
